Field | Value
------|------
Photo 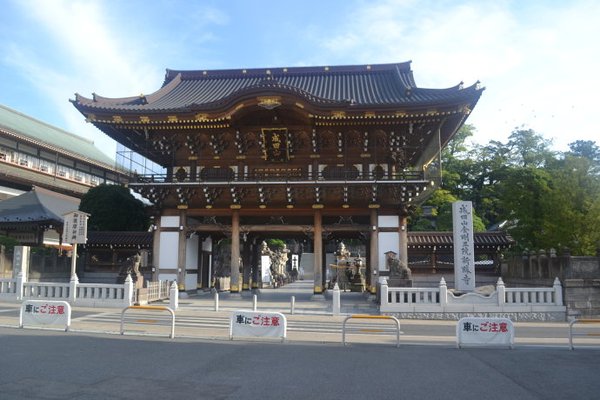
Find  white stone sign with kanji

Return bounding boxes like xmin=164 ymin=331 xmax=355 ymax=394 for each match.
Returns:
xmin=452 ymin=201 xmax=475 ymax=292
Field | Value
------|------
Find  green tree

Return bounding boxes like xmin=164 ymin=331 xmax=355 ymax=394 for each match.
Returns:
xmin=79 ymin=184 xmax=149 ymax=231
xmin=568 ymin=140 xmax=600 ymax=174
xmin=506 ymin=128 xmax=555 ymax=168
xmin=411 ymin=189 xmax=485 ymax=232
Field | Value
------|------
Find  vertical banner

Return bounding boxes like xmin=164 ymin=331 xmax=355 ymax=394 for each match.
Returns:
xmin=261 ymin=255 xmax=272 ymax=284
xmin=452 ymin=201 xmax=475 ymax=292
xmin=261 ymin=128 xmax=289 ymax=162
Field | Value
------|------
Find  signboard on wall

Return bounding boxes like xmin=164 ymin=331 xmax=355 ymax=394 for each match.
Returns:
xmin=62 ymin=211 xmax=89 ymax=244
xmin=452 ymin=201 xmax=475 ymax=292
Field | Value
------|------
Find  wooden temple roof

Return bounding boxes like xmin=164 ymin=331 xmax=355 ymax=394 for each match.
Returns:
xmin=71 ymin=62 xmax=483 ymax=114
xmin=408 ymin=231 xmax=515 ymax=250
xmin=85 ymin=231 xmax=152 ymax=249
xmin=83 ymin=230 xmax=513 ymax=251
xmin=0 ymin=186 xmax=79 ymax=228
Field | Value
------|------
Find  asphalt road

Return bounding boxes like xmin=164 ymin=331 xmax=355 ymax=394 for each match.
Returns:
xmin=1 ymin=327 xmax=599 ymax=400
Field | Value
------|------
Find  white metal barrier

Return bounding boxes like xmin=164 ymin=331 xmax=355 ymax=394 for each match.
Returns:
xmin=342 ymin=315 xmax=401 ymax=347
xmin=569 ymin=319 xmax=600 ymax=350
xmin=120 ymin=305 xmax=175 ymax=339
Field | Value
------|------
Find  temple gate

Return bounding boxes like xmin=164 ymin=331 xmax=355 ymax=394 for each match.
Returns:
xmin=72 ymin=62 xmax=482 ymax=295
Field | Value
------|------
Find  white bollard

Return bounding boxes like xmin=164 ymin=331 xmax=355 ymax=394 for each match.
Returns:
xmin=214 ymin=291 xmax=219 ymax=311
xmin=332 ymin=283 xmax=341 ymax=316
xmin=291 ymin=296 xmax=295 ymax=315
xmin=169 ymin=281 xmax=179 ymax=311
xmin=253 ymin=294 xmax=258 ymax=311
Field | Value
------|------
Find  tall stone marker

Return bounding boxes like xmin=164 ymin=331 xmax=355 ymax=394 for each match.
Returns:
xmin=452 ymin=201 xmax=475 ymax=292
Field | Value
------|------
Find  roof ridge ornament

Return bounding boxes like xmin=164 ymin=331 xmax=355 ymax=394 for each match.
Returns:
xmin=257 ymin=96 xmax=282 ymax=110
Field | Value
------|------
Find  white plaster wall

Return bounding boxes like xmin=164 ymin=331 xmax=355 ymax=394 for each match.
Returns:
xmin=186 ymin=235 xmax=199 ymax=270
xmin=378 ymin=231 xmax=399 ymax=271
xmin=160 ymin=216 xmax=180 ymax=228
xmin=184 ymin=235 xmax=199 ymax=290
xmin=185 ymin=273 xmax=198 ymax=290
xmin=201 ymin=236 xmax=212 ymax=252
xmin=378 ymin=215 xmax=399 ymax=228
xmin=159 ymin=273 xmax=177 ymax=282
xmin=159 ymin=232 xmax=179 ymax=269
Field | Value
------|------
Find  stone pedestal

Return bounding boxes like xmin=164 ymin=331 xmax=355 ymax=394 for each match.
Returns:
xmin=387 ymin=277 xmax=413 ymax=287
xmin=350 ymin=274 xmax=366 ymax=292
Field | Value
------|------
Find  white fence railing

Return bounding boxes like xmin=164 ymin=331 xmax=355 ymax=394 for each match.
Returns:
xmin=146 ymin=280 xmax=171 ymax=303
xmin=0 ymin=274 xmax=173 ymax=308
xmin=380 ymin=277 xmax=566 ymax=314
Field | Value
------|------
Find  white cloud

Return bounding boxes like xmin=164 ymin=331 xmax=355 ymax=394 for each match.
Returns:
xmin=313 ymin=0 xmax=600 ymax=150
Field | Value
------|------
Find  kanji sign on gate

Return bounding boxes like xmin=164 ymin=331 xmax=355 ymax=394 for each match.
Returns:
xmin=456 ymin=317 xmax=514 ymax=348
xmin=229 ymin=310 xmax=287 ymax=341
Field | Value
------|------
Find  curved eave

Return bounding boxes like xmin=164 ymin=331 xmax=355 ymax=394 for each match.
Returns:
xmin=72 ymin=83 xmax=483 ymax=122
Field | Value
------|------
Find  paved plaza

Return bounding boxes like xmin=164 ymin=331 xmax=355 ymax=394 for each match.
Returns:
xmin=1 ymin=281 xmax=600 ymax=399
xmin=1 ymin=281 xmax=596 ymax=347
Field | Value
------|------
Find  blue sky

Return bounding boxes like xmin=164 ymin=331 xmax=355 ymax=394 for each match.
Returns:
xmin=1 ymin=0 xmax=598 ymax=158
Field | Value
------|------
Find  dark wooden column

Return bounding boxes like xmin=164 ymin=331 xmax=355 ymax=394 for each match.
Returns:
xmin=230 ymin=210 xmax=240 ymax=293
xmin=369 ymin=208 xmax=379 ymax=294
xmin=313 ymin=209 xmax=323 ymax=294
xmin=189 ymin=156 xmax=197 ymax=181
xmin=241 ymin=237 xmax=251 ymax=291
xmin=399 ymin=208 xmax=409 ymax=269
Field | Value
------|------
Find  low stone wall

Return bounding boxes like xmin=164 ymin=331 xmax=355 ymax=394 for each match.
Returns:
xmin=564 ymin=279 xmax=600 ymax=318
xmin=504 ymin=249 xmax=600 ymax=318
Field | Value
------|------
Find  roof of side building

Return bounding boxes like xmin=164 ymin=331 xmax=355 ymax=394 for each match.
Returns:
xmin=0 ymin=104 xmax=117 ymax=170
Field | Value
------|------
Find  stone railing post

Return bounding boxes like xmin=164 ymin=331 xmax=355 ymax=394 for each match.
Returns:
xmin=123 ymin=274 xmax=134 ymax=307
xmin=553 ymin=277 xmax=563 ymax=306
xmin=15 ymin=271 xmax=25 ymax=300
xmin=169 ymin=281 xmax=179 ymax=311
xmin=496 ymin=277 xmax=506 ymax=306
xmin=439 ymin=278 xmax=448 ymax=307
xmin=380 ymin=278 xmax=389 ymax=306
xmin=69 ymin=274 xmax=79 ymax=304
xmin=332 ymin=283 xmax=341 ymax=316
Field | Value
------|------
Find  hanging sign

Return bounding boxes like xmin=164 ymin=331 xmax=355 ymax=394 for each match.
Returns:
xmin=261 ymin=128 xmax=289 ymax=162
xmin=62 ymin=211 xmax=89 ymax=244
xmin=456 ymin=317 xmax=514 ymax=348
xmin=20 ymin=300 xmax=72 ymax=331
xmin=229 ymin=310 xmax=287 ymax=341
xmin=261 ymin=255 xmax=272 ymax=283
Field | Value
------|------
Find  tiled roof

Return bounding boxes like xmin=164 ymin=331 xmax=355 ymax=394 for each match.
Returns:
xmin=73 ymin=62 xmax=483 ymax=112
xmin=408 ymin=231 xmax=515 ymax=248
xmin=86 ymin=231 xmax=152 ymax=248
xmin=0 ymin=186 xmax=79 ymax=224
xmin=0 ymin=104 xmax=116 ymax=168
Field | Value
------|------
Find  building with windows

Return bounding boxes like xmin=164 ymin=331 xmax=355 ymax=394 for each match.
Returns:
xmin=0 ymin=104 xmax=130 ymax=200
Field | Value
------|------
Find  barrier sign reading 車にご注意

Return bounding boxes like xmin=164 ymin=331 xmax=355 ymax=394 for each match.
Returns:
xmin=456 ymin=317 xmax=514 ymax=348
xmin=229 ymin=310 xmax=287 ymax=341
xmin=20 ymin=300 xmax=71 ymax=331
